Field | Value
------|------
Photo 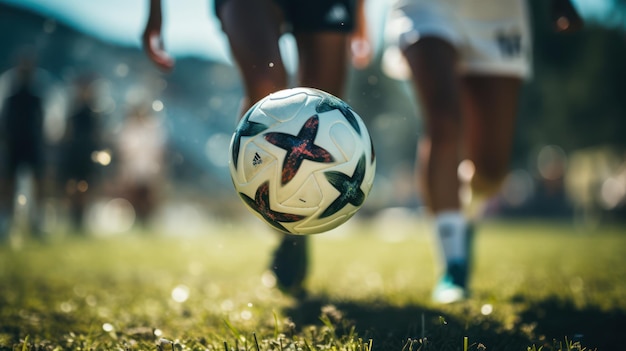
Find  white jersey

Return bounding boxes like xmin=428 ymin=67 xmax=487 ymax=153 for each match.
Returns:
xmin=385 ymin=0 xmax=532 ymax=78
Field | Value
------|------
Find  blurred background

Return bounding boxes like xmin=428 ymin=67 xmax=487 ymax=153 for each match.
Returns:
xmin=0 ymin=0 xmax=624 ymax=240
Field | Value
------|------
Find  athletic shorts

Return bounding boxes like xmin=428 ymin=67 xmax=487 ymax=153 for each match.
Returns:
xmin=214 ymin=0 xmax=357 ymax=33
xmin=386 ymin=0 xmax=532 ymax=78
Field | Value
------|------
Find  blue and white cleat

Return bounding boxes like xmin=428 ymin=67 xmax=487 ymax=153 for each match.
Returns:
xmin=432 ymin=261 xmax=469 ymax=304
xmin=432 ymin=273 xmax=467 ymax=304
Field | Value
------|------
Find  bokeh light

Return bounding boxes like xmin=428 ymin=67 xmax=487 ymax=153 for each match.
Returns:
xmin=537 ymin=145 xmax=567 ymax=181
xmin=88 ymin=198 xmax=136 ymax=234
xmin=600 ymin=177 xmax=625 ymax=209
xmin=501 ymin=170 xmax=535 ymax=207
xmin=171 ymin=285 xmax=190 ymax=303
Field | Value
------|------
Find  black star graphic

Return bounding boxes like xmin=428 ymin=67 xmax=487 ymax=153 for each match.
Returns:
xmin=239 ymin=181 xmax=306 ymax=232
xmin=264 ymin=115 xmax=334 ymax=185
xmin=316 ymin=94 xmax=361 ymax=135
xmin=320 ymin=154 xmax=367 ymax=219
xmin=231 ymin=116 xmax=268 ymax=170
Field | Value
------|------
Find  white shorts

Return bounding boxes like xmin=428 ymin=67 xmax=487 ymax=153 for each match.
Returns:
xmin=385 ymin=0 xmax=532 ymax=79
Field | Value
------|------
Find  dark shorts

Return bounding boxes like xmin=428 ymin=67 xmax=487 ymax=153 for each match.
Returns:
xmin=214 ymin=0 xmax=357 ymax=33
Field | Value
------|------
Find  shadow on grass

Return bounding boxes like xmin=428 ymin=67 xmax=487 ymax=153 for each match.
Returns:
xmin=284 ymin=296 xmax=625 ymax=351
xmin=518 ymin=297 xmax=626 ymax=351
xmin=284 ymin=297 xmax=533 ymax=351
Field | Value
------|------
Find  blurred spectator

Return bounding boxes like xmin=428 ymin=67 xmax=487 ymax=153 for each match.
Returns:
xmin=115 ymin=103 xmax=167 ymax=228
xmin=59 ymin=74 xmax=102 ymax=234
xmin=0 ymin=49 xmax=46 ymax=241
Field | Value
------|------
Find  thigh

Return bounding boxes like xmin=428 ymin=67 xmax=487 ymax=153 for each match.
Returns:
xmin=403 ymin=37 xmax=462 ymax=132
xmin=295 ymin=32 xmax=350 ymax=98
xmin=461 ymin=75 xmax=522 ymax=177
xmin=218 ymin=0 xmax=288 ymax=106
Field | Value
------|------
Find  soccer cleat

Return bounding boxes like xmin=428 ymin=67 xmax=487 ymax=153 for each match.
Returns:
xmin=432 ymin=275 xmax=467 ymax=304
xmin=432 ymin=261 xmax=468 ymax=304
xmin=432 ymin=275 xmax=466 ymax=304
xmin=270 ymin=234 xmax=308 ymax=298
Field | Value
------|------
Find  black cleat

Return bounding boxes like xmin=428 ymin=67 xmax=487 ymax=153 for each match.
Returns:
xmin=270 ymin=234 xmax=308 ymax=298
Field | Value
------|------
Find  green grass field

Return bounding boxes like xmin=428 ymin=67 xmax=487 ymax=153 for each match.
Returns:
xmin=1 ymin=219 xmax=625 ymax=351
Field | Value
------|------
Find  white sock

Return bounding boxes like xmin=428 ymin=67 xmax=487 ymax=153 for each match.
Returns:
xmin=435 ymin=211 xmax=468 ymax=265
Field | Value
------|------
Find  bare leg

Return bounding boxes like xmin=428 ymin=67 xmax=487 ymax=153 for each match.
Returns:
xmin=404 ymin=38 xmax=474 ymax=303
xmin=266 ymin=31 xmax=352 ymax=298
xmin=461 ymin=75 xmax=522 ymax=215
xmin=220 ymin=2 xmax=356 ymax=298
xmin=218 ymin=0 xmax=287 ymax=113
xmin=295 ymin=32 xmax=350 ymax=97
xmin=403 ymin=37 xmax=462 ymax=214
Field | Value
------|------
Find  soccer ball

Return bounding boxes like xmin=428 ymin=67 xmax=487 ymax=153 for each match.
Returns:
xmin=229 ymin=87 xmax=376 ymax=235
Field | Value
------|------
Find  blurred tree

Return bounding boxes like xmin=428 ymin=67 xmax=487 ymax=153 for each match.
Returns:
xmin=513 ymin=0 xmax=626 ymax=167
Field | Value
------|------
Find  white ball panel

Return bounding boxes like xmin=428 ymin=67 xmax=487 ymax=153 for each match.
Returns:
xmin=239 ymin=140 xmax=278 ymax=183
xmin=280 ymin=174 xmax=323 ymax=209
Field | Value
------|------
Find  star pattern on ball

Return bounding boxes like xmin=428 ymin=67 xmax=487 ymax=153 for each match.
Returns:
xmin=231 ymin=118 xmax=268 ymax=170
xmin=320 ymin=154 xmax=367 ymax=219
xmin=239 ymin=181 xmax=306 ymax=233
xmin=316 ymin=95 xmax=361 ymax=135
xmin=369 ymin=134 xmax=376 ymax=164
xmin=264 ymin=115 xmax=334 ymax=185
